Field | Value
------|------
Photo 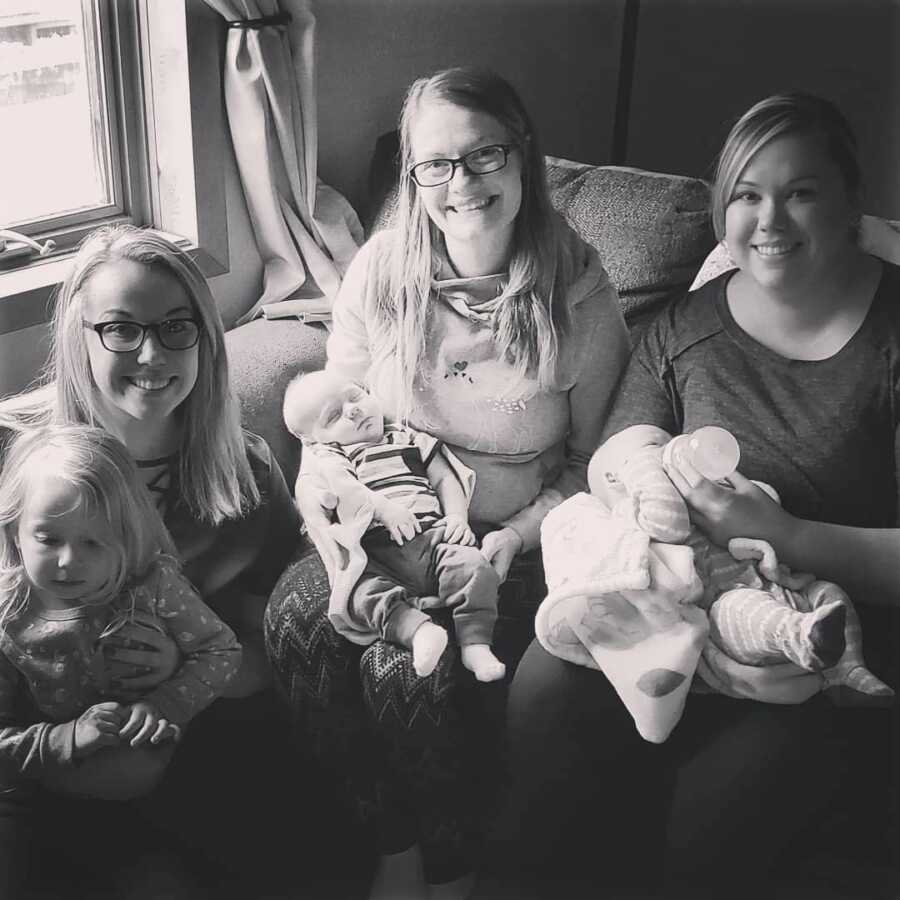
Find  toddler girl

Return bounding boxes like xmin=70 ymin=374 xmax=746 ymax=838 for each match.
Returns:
xmin=0 ymin=424 xmax=241 ymax=800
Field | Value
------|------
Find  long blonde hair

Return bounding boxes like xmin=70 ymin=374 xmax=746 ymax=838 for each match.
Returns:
xmin=3 ymin=225 xmax=259 ymax=524
xmin=372 ymin=67 xmax=576 ymax=421
xmin=0 ymin=425 xmax=175 ymax=628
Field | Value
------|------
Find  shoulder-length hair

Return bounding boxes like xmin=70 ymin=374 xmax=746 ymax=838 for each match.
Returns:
xmin=373 ymin=66 xmax=576 ymax=421
xmin=45 ymin=224 xmax=258 ymax=524
xmin=711 ymin=91 xmax=861 ymax=241
xmin=0 ymin=424 xmax=175 ymax=627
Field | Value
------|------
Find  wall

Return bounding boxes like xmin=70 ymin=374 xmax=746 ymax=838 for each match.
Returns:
xmin=624 ymin=0 xmax=900 ymax=218
xmin=313 ymin=0 xmax=899 ymax=222
xmin=312 ymin=0 xmax=629 ymax=222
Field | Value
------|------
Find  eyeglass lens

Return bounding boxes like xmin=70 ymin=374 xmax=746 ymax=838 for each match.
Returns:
xmin=413 ymin=145 xmax=509 ymax=186
xmin=100 ymin=320 xmax=200 ymax=351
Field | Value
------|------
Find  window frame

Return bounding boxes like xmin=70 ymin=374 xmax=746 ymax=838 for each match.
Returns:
xmin=8 ymin=0 xmax=150 ymax=252
xmin=0 ymin=0 xmax=229 ymax=335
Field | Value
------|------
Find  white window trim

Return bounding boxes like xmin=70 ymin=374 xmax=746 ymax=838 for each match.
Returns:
xmin=0 ymin=0 xmax=229 ymax=336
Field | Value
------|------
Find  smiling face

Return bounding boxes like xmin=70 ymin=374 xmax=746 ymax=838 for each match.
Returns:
xmin=724 ymin=132 xmax=859 ymax=293
xmin=82 ymin=259 xmax=200 ymax=437
xmin=409 ymin=100 xmax=522 ymax=266
xmin=16 ymin=473 xmax=118 ymax=610
xmin=289 ymin=372 xmax=385 ymax=447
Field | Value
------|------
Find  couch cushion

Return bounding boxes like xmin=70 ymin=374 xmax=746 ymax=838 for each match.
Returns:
xmin=226 ymin=317 xmax=327 ymax=485
xmin=544 ymin=157 xmax=713 ymax=326
xmin=371 ymin=156 xmax=715 ymax=330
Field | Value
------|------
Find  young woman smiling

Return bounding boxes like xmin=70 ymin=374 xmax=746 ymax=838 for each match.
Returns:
xmin=501 ymin=92 xmax=898 ymax=899
xmin=265 ymin=66 xmax=629 ymax=900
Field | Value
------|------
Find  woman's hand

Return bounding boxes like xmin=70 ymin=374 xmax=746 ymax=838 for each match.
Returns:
xmin=663 ymin=455 xmax=792 ymax=547
xmin=480 ymin=527 xmax=523 ymax=583
xmin=102 ymin=616 xmax=181 ymax=699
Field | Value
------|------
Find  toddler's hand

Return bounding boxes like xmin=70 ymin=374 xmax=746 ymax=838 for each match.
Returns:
xmin=375 ymin=499 xmax=421 ymax=545
xmin=119 ymin=701 xmax=181 ymax=748
xmin=73 ymin=702 xmax=126 ymax=759
xmin=437 ymin=514 xmax=475 ymax=546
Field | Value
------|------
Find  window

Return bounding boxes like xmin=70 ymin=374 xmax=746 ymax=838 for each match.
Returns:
xmin=0 ymin=0 xmax=148 ymax=253
xmin=0 ymin=0 xmax=229 ymax=336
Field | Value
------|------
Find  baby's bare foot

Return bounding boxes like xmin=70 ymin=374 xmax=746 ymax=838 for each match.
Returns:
xmin=412 ymin=622 xmax=448 ymax=677
xmin=461 ymin=644 xmax=506 ymax=682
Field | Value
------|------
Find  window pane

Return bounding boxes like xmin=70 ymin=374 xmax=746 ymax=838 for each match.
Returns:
xmin=0 ymin=0 xmax=114 ymax=227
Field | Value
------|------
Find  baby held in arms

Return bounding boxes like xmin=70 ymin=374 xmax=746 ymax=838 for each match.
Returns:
xmin=283 ymin=370 xmax=506 ymax=682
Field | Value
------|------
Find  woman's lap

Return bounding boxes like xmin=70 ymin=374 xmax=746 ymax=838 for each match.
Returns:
xmin=503 ymin=639 xmax=887 ymax=894
xmin=264 ymin=542 xmax=545 ymax=881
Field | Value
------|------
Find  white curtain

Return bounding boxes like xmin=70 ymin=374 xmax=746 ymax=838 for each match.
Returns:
xmin=202 ymin=0 xmax=363 ymax=324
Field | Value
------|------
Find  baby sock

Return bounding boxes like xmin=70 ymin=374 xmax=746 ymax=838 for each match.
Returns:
xmin=460 ymin=644 xmax=506 ymax=682
xmin=709 ymin=588 xmax=846 ymax=670
xmin=411 ymin=621 xmax=448 ymax=677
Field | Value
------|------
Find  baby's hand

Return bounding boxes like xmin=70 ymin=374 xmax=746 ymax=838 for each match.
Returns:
xmin=374 ymin=498 xmax=421 ymax=545
xmin=73 ymin=702 xmax=126 ymax=759
xmin=437 ymin=514 xmax=475 ymax=546
xmin=119 ymin=701 xmax=181 ymax=748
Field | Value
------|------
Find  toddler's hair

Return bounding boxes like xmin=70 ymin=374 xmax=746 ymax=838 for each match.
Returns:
xmin=0 ymin=424 xmax=175 ymax=627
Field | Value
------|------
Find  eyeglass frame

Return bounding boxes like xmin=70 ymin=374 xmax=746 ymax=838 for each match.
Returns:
xmin=82 ymin=318 xmax=202 ymax=353
xmin=408 ymin=143 xmax=518 ymax=188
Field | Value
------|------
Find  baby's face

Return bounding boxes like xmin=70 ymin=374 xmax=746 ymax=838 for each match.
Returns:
xmin=305 ymin=378 xmax=385 ymax=446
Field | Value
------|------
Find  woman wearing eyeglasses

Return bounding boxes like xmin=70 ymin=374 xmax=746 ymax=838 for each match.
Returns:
xmin=0 ymin=225 xmax=299 ymax=896
xmin=265 ymin=66 xmax=629 ymax=900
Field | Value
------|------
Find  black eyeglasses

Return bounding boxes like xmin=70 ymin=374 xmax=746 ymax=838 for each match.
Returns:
xmin=82 ymin=318 xmax=202 ymax=353
xmin=409 ymin=143 xmax=516 ymax=188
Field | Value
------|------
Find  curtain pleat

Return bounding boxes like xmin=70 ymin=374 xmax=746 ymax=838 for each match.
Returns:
xmin=203 ymin=0 xmax=362 ymax=324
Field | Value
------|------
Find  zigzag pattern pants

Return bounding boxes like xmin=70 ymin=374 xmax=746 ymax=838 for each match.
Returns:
xmin=263 ymin=538 xmax=544 ymax=884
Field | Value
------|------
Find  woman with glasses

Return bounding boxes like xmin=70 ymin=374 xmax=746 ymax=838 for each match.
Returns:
xmin=265 ymin=66 xmax=629 ymax=900
xmin=0 ymin=225 xmax=299 ymax=896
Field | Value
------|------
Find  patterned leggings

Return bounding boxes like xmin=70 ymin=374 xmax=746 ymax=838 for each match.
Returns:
xmin=263 ymin=538 xmax=544 ymax=884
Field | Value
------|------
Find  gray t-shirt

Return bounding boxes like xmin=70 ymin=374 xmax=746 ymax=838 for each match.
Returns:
xmin=604 ymin=262 xmax=900 ymax=529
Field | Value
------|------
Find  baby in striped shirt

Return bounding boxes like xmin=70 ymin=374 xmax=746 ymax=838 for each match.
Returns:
xmin=284 ymin=371 xmax=505 ymax=682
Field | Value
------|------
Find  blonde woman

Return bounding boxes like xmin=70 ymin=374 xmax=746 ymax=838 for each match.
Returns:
xmin=265 ymin=66 xmax=629 ymax=900
xmin=0 ymin=225 xmax=299 ymax=896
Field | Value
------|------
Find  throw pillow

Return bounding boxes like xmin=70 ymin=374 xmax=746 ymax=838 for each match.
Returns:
xmin=544 ymin=157 xmax=714 ymax=326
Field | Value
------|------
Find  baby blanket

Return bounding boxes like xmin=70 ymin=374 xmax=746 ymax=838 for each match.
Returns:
xmin=536 ymin=491 xmax=892 ymax=743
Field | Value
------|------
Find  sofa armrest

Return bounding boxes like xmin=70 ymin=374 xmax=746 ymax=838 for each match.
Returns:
xmin=225 ymin=318 xmax=327 ymax=486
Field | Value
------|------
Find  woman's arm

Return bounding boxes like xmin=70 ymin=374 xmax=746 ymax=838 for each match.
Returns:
xmin=139 ymin=561 xmax=243 ymax=725
xmin=324 ymin=236 xmax=378 ymax=382
xmin=499 ymin=282 xmax=631 ymax=551
xmin=0 ymin=653 xmax=79 ymax=776
xmin=675 ymin=468 xmax=900 ymax=606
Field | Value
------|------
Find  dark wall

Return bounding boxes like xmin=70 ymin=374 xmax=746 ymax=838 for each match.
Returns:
xmin=312 ymin=0 xmax=899 ymax=222
xmin=313 ymin=0 xmax=629 ymax=220
xmin=623 ymin=0 xmax=899 ymax=217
